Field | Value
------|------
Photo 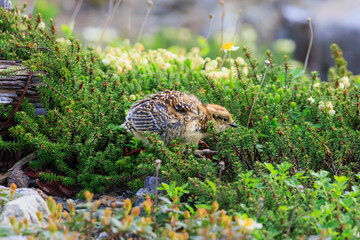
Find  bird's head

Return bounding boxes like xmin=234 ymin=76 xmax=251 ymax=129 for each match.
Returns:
xmin=205 ymin=104 xmax=237 ymax=132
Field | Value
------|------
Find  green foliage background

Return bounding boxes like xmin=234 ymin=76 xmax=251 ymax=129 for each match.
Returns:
xmin=0 ymin=5 xmax=360 ymax=239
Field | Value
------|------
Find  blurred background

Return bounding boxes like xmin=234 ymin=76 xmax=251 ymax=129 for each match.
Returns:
xmin=9 ymin=0 xmax=360 ymax=80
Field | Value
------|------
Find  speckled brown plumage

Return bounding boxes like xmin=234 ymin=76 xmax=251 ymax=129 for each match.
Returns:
xmin=124 ymin=91 xmax=236 ymax=144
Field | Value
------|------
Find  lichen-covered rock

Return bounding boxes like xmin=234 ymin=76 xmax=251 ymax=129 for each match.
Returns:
xmin=7 ymin=167 xmax=30 ymax=188
xmin=0 ymin=188 xmax=50 ymax=226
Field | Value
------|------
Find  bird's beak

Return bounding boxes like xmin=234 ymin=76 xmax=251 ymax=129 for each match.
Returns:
xmin=229 ymin=123 xmax=237 ymax=128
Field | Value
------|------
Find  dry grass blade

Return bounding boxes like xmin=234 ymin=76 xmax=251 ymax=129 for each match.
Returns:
xmin=97 ymin=0 xmax=122 ymax=46
xmin=304 ymin=17 xmax=313 ymax=73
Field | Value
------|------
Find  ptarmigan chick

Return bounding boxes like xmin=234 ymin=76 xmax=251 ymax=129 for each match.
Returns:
xmin=124 ymin=91 xmax=237 ymax=144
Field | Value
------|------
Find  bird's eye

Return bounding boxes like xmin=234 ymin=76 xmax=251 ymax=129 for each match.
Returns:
xmin=213 ymin=114 xmax=216 ymax=118
xmin=224 ymin=118 xmax=228 ymax=122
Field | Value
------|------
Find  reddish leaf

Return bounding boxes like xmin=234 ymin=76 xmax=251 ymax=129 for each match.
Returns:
xmin=24 ymin=168 xmax=51 ymax=178
xmin=36 ymin=179 xmax=73 ymax=198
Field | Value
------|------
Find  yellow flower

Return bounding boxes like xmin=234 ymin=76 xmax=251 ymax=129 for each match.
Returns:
xmin=221 ymin=42 xmax=240 ymax=53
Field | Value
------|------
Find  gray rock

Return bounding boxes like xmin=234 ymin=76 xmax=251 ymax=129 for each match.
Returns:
xmin=0 ymin=188 xmax=50 ymax=226
xmin=15 ymin=188 xmax=39 ymax=197
xmin=144 ymin=176 xmax=162 ymax=192
xmin=121 ymin=190 xmax=134 ymax=199
xmin=1 ymin=237 xmax=28 ymax=240
xmin=34 ymin=108 xmax=47 ymax=116
xmin=135 ymin=176 xmax=162 ymax=206
xmin=96 ymin=232 xmax=109 ymax=240
xmin=7 ymin=167 xmax=30 ymax=188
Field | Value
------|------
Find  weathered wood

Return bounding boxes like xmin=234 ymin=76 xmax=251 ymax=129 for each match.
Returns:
xmin=0 ymin=60 xmax=45 ymax=136
xmin=0 ymin=60 xmax=43 ymax=106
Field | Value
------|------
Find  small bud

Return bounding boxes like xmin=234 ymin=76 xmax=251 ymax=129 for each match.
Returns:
xmin=68 ymin=202 xmax=75 ymax=215
xmin=155 ymin=159 xmax=161 ymax=170
xmin=219 ymin=161 xmax=225 ymax=171
xmin=142 ymin=200 xmax=151 ymax=214
xmin=9 ymin=216 xmax=16 ymax=226
xmin=10 ymin=183 xmax=17 ymax=191
xmin=210 ymin=215 xmax=216 ymax=225
xmin=104 ymin=207 xmax=112 ymax=219
xmin=184 ymin=210 xmax=191 ymax=219
xmin=24 ymin=217 xmax=29 ymax=228
xmin=265 ymin=60 xmax=270 ymax=66
xmin=48 ymin=219 xmax=58 ymax=234
xmin=209 ymin=14 xmax=214 ymax=19
xmin=47 ymin=197 xmax=56 ymax=214
xmin=37 ymin=211 xmax=43 ymax=222
xmin=173 ymin=195 xmax=179 ymax=204
xmin=259 ymin=197 xmax=265 ymax=208
xmin=212 ymin=201 xmax=219 ymax=212
xmin=196 ymin=208 xmax=207 ymax=220
xmin=131 ymin=207 xmax=141 ymax=216
xmin=123 ymin=198 xmax=132 ymax=214
xmin=147 ymin=1 xmax=153 ymax=7
xmin=10 ymin=183 xmax=17 ymax=200
xmin=84 ymin=191 xmax=94 ymax=203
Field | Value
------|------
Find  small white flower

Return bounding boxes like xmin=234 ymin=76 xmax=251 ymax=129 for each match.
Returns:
xmin=221 ymin=67 xmax=228 ymax=73
xmin=318 ymin=101 xmax=325 ymax=111
xmin=339 ymin=76 xmax=350 ymax=88
xmin=235 ymin=57 xmax=246 ymax=65
xmin=129 ymin=95 xmax=136 ymax=101
xmin=164 ymin=62 xmax=171 ymax=70
xmin=205 ymin=60 xmax=218 ymax=72
xmin=328 ymin=109 xmax=336 ymax=116
xmin=307 ymin=97 xmax=315 ymax=104
xmin=38 ymin=22 xmax=45 ymax=30
xmin=102 ymin=58 xmax=110 ymax=65
xmin=326 ymin=101 xmax=333 ymax=110
xmin=313 ymin=83 xmax=321 ymax=88
xmin=126 ymin=64 xmax=132 ymax=71
xmin=338 ymin=82 xmax=345 ymax=89
xmin=190 ymin=56 xmax=205 ymax=69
